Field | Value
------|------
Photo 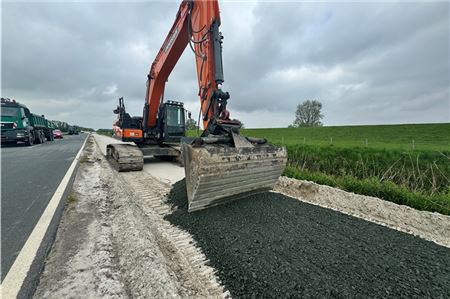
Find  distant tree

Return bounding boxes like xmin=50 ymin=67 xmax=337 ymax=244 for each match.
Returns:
xmin=97 ymin=128 xmax=114 ymax=136
xmin=292 ymin=100 xmax=323 ymax=127
xmin=76 ymin=126 xmax=94 ymax=132
xmin=52 ymin=120 xmax=69 ymax=132
xmin=186 ymin=118 xmax=197 ymax=130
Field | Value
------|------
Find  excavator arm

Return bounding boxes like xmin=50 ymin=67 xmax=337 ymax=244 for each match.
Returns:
xmin=143 ymin=0 xmax=232 ymax=136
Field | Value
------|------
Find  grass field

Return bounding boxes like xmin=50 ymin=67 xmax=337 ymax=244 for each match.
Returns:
xmin=240 ymin=123 xmax=450 ymax=151
xmin=189 ymin=123 xmax=450 ymax=215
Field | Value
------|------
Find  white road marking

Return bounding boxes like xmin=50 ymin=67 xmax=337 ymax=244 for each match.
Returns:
xmin=23 ymin=144 xmax=42 ymax=149
xmin=0 ymin=135 xmax=89 ymax=299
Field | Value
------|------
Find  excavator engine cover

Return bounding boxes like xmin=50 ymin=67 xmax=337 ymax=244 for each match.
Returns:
xmin=182 ymin=142 xmax=287 ymax=212
xmin=106 ymin=143 xmax=144 ymax=172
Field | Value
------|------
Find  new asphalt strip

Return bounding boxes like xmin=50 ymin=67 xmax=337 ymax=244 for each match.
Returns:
xmin=165 ymin=180 xmax=450 ymax=298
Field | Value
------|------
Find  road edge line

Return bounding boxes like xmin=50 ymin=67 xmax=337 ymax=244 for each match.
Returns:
xmin=1 ymin=135 xmax=89 ymax=299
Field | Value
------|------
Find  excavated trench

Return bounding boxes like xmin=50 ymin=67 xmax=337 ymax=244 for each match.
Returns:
xmin=165 ymin=180 xmax=450 ymax=298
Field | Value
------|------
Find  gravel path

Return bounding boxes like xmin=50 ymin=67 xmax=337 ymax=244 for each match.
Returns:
xmin=165 ymin=180 xmax=450 ymax=298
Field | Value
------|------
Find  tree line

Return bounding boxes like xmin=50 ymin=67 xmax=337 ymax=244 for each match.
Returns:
xmin=52 ymin=120 xmax=94 ymax=132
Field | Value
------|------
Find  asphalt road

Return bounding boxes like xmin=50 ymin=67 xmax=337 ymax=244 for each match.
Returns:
xmin=1 ymin=134 xmax=86 ymax=280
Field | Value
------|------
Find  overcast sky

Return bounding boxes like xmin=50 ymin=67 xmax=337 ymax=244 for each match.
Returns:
xmin=2 ymin=1 xmax=449 ymax=129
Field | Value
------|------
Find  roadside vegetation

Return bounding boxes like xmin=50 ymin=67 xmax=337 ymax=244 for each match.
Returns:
xmin=53 ymin=120 xmax=93 ymax=133
xmin=67 ymin=192 xmax=77 ymax=204
xmin=284 ymin=146 xmax=450 ymax=215
xmin=189 ymin=123 xmax=450 ymax=215
xmin=96 ymin=128 xmax=114 ymax=136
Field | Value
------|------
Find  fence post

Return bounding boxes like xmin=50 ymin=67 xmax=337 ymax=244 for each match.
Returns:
xmin=330 ymin=137 xmax=333 ymax=145
xmin=365 ymin=138 xmax=368 ymax=147
xmin=282 ymin=136 xmax=284 ymax=145
xmin=303 ymin=136 xmax=306 ymax=144
xmin=412 ymin=139 xmax=415 ymax=150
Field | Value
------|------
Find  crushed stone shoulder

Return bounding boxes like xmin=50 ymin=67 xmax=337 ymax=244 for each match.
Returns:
xmin=274 ymin=176 xmax=450 ymax=248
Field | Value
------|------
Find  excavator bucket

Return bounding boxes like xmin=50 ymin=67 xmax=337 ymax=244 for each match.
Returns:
xmin=181 ymin=142 xmax=287 ymax=212
xmin=106 ymin=143 xmax=144 ymax=172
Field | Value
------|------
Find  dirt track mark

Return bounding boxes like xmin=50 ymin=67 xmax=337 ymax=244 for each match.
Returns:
xmin=118 ymin=171 xmax=229 ymax=298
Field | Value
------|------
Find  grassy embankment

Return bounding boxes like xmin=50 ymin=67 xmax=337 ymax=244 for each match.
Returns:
xmin=190 ymin=123 xmax=450 ymax=215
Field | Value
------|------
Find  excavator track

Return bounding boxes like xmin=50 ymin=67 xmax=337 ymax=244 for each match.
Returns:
xmin=182 ymin=143 xmax=287 ymax=212
xmin=106 ymin=143 xmax=144 ymax=172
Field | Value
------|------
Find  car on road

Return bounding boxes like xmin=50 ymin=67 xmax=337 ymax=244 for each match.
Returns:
xmin=53 ymin=130 xmax=63 ymax=139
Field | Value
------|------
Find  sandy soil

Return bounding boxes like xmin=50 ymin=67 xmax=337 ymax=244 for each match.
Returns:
xmin=34 ymin=136 xmax=227 ymax=298
xmin=34 ymin=137 xmax=127 ymax=299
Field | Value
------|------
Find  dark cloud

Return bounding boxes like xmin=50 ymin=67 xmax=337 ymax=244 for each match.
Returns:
xmin=1 ymin=1 xmax=448 ymax=129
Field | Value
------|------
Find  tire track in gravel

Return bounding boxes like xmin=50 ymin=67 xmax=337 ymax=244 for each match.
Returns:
xmin=165 ymin=180 xmax=450 ymax=298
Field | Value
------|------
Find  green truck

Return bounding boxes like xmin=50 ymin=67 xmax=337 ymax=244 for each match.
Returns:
xmin=1 ymin=98 xmax=56 ymax=145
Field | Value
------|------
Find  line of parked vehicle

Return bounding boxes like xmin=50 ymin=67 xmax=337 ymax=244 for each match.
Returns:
xmin=1 ymin=98 xmax=79 ymax=146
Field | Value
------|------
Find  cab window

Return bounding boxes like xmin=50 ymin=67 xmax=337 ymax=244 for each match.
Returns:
xmin=0 ymin=107 xmax=18 ymax=117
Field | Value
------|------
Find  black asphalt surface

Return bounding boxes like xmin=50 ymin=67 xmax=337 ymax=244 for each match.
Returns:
xmin=166 ymin=180 xmax=450 ymax=298
xmin=1 ymin=134 xmax=86 ymax=280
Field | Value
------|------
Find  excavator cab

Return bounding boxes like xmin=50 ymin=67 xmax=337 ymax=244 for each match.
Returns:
xmin=158 ymin=101 xmax=186 ymax=143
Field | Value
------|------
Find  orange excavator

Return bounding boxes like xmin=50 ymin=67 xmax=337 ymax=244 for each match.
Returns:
xmin=107 ymin=0 xmax=287 ymax=211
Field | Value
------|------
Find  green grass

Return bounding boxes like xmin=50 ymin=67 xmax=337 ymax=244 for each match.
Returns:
xmin=284 ymin=145 xmax=450 ymax=215
xmin=286 ymin=145 xmax=450 ymax=194
xmin=284 ymin=166 xmax=450 ymax=215
xmin=241 ymin=123 xmax=450 ymax=151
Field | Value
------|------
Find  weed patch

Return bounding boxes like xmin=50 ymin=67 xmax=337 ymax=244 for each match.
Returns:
xmin=67 ymin=192 xmax=77 ymax=204
xmin=79 ymin=155 xmax=89 ymax=164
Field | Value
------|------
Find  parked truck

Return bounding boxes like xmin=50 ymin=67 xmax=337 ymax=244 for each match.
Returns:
xmin=68 ymin=125 xmax=79 ymax=135
xmin=1 ymin=98 xmax=55 ymax=145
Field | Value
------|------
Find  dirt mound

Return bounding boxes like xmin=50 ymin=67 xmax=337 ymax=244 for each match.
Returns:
xmin=165 ymin=180 xmax=450 ymax=298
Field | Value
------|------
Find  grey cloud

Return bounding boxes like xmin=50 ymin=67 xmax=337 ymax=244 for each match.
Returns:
xmin=1 ymin=1 xmax=448 ymax=129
